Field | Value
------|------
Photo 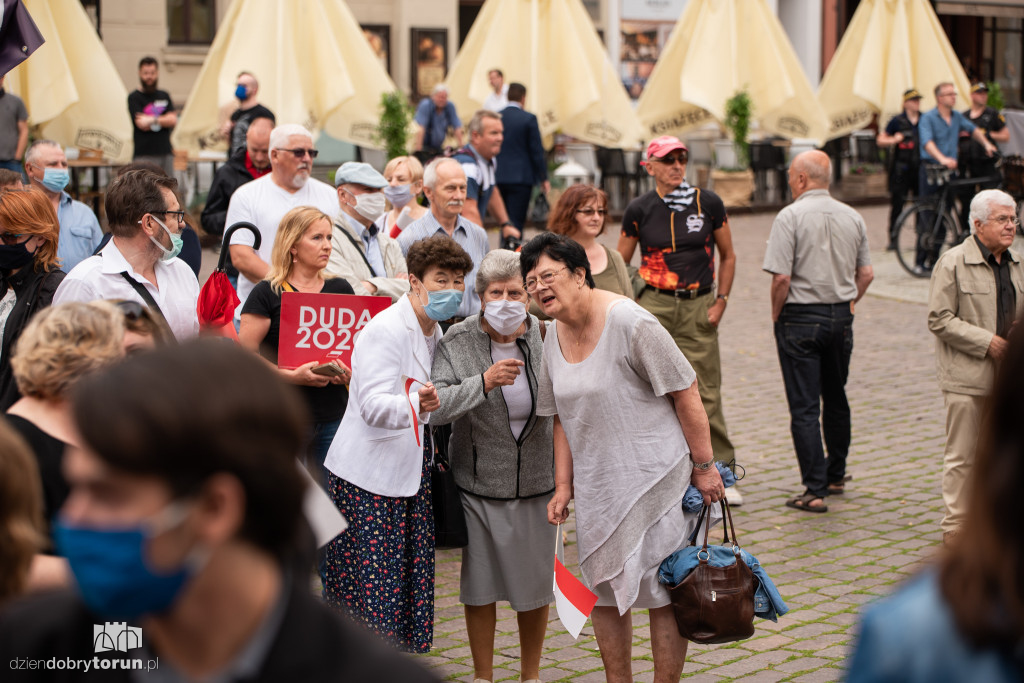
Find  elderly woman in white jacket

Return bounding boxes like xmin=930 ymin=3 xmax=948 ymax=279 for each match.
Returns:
xmin=322 ymin=234 xmax=473 ymax=654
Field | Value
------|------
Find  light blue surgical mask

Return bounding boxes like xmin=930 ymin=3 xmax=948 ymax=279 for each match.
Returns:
xmin=383 ymin=183 xmax=414 ymax=209
xmin=35 ymin=165 xmax=70 ymax=193
xmin=416 ymin=285 xmax=463 ymax=321
xmin=147 ymin=214 xmax=184 ymax=261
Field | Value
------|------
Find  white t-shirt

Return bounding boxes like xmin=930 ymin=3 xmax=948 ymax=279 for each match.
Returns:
xmin=490 ymin=338 xmax=530 ymax=440
xmin=483 ymin=84 xmax=509 ymax=113
xmin=225 ymin=175 xmax=339 ymax=315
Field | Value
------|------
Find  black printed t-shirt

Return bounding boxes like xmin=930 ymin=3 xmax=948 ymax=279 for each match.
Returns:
xmin=128 ymin=89 xmax=174 ymax=157
xmin=242 ymin=278 xmax=354 ymax=424
xmin=621 ymin=187 xmax=727 ymax=291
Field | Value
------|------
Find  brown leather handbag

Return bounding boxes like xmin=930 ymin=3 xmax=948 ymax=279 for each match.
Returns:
xmin=667 ymin=500 xmax=756 ymax=644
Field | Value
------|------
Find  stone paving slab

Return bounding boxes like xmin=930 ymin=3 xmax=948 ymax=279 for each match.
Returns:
xmin=416 ymin=201 xmax=948 ymax=681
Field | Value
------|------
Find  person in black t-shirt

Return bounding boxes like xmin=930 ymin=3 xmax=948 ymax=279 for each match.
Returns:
xmin=957 ymin=82 xmax=1011 ymax=234
xmin=877 ymin=88 xmax=922 ymax=247
xmin=238 ymin=206 xmax=353 ymax=488
xmin=127 ymin=56 xmax=177 ymax=175
xmin=220 ymin=71 xmax=276 ymax=157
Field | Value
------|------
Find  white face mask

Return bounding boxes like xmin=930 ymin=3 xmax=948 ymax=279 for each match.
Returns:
xmin=483 ymin=299 xmax=527 ymax=336
xmin=353 ymin=191 xmax=387 ymax=222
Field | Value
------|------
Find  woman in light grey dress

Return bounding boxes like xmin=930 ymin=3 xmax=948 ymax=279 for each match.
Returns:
xmin=431 ymin=250 xmax=553 ymax=683
xmin=521 ymin=232 xmax=724 ymax=683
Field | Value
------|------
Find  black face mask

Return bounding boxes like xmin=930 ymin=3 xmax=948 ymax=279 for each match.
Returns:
xmin=0 ymin=241 xmax=34 ymax=271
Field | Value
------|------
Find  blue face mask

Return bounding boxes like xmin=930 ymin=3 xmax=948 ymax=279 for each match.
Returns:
xmin=54 ymin=503 xmax=202 ymax=620
xmin=36 ymin=166 xmax=70 ymax=193
xmin=420 ymin=288 xmax=463 ymax=321
xmin=234 ymin=84 xmax=247 ymax=100
xmin=146 ymin=214 xmax=184 ymax=261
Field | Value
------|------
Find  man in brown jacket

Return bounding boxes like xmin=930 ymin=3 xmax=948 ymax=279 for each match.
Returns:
xmin=927 ymin=189 xmax=1024 ymax=542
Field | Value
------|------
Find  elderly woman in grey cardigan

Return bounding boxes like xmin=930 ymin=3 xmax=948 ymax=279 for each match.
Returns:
xmin=431 ymin=250 xmax=554 ymax=683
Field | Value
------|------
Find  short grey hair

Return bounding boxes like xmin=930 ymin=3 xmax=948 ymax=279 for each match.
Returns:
xmin=423 ymin=157 xmax=463 ymax=191
xmin=968 ymin=189 xmax=1016 ymax=233
xmin=476 ymin=249 xmax=523 ymax=295
xmin=432 ymin=83 xmax=449 ymax=95
xmin=25 ymin=140 xmax=61 ymax=165
xmin=269 ymin=124 xmax=313 ymax=151
xmin=468 ymin=110 xmax=501 ymax=137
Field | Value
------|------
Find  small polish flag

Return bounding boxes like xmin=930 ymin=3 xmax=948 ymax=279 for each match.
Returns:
xmin=553 ymin=524 xmax=598 ymax=639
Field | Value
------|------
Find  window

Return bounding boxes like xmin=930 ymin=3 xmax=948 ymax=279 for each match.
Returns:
xmin=168 ymin=0 xmax=215 ymax=45
xmin=983 ymin=17 xmax=1023 ymax=106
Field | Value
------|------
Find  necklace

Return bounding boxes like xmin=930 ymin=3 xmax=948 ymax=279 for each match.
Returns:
xmin=565 ymin=292 xmax=593 ymax=364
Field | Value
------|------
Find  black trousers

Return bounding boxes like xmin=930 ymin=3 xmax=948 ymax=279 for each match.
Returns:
xmin=498 ymin=183 xmax=534 ymax=230
xmin=774 ymin=303 xmax=854 ymax=498
xmin=887 ymin=164 xmax=917 ymax=242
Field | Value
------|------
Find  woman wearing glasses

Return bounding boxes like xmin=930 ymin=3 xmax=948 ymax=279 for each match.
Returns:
xmin=0 ymin=189 xmax=66 ymax=411
xmin=522 ymin=232 xmax=724 ymax=682
xmin=549 ymin=185 xmax=632 ymax=297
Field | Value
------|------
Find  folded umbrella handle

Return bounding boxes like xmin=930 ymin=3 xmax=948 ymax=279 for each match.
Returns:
xmin=219 ymin=222 xmax=263 ymax=272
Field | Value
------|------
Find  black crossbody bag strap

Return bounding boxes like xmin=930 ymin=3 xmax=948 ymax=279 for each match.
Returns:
xmin=120 ymin=271 xmax=166 ymax=320
xmin=337 ymin=225 xmax=377 ymax=276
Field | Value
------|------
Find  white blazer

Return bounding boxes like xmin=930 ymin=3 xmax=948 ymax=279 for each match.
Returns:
xmin=324 ymin=295 xmax=440 ymax=497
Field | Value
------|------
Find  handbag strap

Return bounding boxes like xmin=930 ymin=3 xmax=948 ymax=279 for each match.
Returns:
xmin=119 ymin=272 xmax=166 ymax=321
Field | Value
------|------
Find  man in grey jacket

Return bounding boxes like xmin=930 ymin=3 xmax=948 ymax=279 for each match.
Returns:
xmin=329 ymin=162 xmax=410 ymax=301
xmin=928 ymin=188 xmax=1023 ymax=542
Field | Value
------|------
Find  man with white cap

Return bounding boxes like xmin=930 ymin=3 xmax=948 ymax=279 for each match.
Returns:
xmin=617 ymin=135 xmax=740 ymax=501
xmin=328 ymin=161 xmax=409 ymax=301
xmin=225 ymin=123 xmax=337 ymax=314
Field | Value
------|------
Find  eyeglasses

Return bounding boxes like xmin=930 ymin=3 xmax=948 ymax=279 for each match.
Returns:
xmin=280 ymin=148 xmax=319 ymax=159
xmin=654 ymin=154 xmax=687 ymax=166
xmin=938 ymin=91 xmax=957 ymax=98
xmin=524 ymin=267 xmax=569 ymax=292
xmin=149 ymin=210 xmax=186 ymax=224
xmin=0 ymin=232 xmax=26 ymax=244
xmin=576 ymin=208 xmax=608 ymax=216
xmin=990 ymin=214 xmax=1020 ymax=226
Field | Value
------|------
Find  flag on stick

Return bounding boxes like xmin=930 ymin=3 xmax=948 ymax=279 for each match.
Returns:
xmin=553 ymin=523 xmax=598 ymax=639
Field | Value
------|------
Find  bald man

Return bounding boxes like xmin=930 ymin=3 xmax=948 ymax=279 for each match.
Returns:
xmin=763 ymin=150 xmax=874 ymax=514
xmin=201 ymin=116 xmax=274 ymax=240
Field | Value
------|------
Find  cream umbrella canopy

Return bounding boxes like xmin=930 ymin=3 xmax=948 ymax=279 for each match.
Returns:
xmin=635 ymin=0 xmax=829 ymax=144
xmin=172 ymin=0 xmax=398 ymax=154
xmin=817 ymin=0 xmax=970 ymax=140
xmin=444 ymin=0 xmax=644 ymax=149
xmin=4 ymin=0 xmax=132 ymax=161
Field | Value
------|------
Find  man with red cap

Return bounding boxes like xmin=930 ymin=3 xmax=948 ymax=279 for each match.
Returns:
xmin=618 ymin=135 xmax=740 ymax=502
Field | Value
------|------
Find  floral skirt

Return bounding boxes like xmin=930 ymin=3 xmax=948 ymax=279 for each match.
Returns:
xmin=323 ymin=431 xmax=435 ymax=653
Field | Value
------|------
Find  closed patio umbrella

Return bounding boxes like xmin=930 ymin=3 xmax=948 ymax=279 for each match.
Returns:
xmin=444 ymin=0 xmax=644 ymax=149
xmin=5 ymin=0 xmax=132 ymax=161
xmin=817 ymin=0 xmax=971 ymax=140
xmin=635 ymin=0 xmax=829 ymax=144
xmin=172 ymin=0 xmax=399 ymax=154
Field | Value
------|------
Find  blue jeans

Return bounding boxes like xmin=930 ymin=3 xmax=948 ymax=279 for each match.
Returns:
xmin=0 ymin=160 xmax=24 ymax=178
xmin=774 ymin=303 xmax=854 ymax=498
xmin=305 ymin=418 xmax=341 ymax=491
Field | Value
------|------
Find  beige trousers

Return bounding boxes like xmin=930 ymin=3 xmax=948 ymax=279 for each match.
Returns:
xmin=941 ymin=391 xmax=985 ymax=533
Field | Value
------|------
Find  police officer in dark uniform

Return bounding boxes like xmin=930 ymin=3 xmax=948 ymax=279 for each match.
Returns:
xmin=958 ymin=82 xmax=1011 ymax=233
xmin=877 ymin=88 xmax=922 ymax=248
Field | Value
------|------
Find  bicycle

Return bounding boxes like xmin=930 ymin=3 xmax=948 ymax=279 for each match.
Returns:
xmin=892 ymin=164 xmax=1003 ymax=277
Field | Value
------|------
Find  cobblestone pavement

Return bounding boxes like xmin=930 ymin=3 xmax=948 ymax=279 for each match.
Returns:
xmin=424 ymin=202 xmax=948 ymax=682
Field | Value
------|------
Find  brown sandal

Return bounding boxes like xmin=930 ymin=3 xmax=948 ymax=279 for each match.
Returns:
xmin=786 ymin=493 xmax=828 ymax=513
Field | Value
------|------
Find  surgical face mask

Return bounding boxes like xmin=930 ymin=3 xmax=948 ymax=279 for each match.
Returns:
xmin=353 ymin=191 xmax=387 ymax=222
xmin=54 ymin=502 xmax=205 ymax=620
xmin=34 ymin=165 xmax=70 ymax=193
xmin=484 ymin=299 xmax=527 ymax=336
xmin=415 ymin=282 xmax=463 ymax=321
xmin=234 ymin=84 xmax=247 ymax=100
xmin=383 ymin=183 xmax=414 ymax=209
xmin=146 ymin=214 xmax=184 ymax=261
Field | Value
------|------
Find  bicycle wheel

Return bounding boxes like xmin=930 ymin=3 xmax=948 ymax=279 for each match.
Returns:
xmin=893 ymin=200 xmax=958 ymax=277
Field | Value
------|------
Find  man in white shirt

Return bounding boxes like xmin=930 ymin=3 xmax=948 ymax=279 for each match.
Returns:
xmin=54 ymin=170 xmax=199 ymax=339
xmin=482 ymin=69 xmax=508 ymax=113
xmin=226 ymin=123 xmax=338 ymax=315
xmin=329 ymin=162 xmax=410 ymax=301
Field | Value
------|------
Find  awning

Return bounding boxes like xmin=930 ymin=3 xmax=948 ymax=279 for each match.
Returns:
xmin=936 ymin=0 xmax=1024 ymax=18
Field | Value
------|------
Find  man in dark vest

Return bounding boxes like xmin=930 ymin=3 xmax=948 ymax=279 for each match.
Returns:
xmin=876 ymin=88 xmax=922 ymax=249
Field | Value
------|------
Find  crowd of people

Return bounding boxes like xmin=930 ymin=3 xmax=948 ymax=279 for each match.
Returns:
xmin=0 ymin=59 xmax=1020 ymax=683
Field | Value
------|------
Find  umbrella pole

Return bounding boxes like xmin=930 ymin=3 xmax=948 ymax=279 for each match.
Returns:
xmin=531 ymin=0 xmax=538 ymax=113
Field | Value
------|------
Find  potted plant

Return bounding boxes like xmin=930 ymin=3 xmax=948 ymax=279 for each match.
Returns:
xmin=370 ymin=91 xmax=414 ymax=166
xmin=844 ymin=162 xmax=887 ymax=197
xmin=711 ymin=89 xmax=755 ymax=207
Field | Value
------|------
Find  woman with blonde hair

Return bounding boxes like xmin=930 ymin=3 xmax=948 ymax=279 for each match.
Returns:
xmin=239 ymin=206 xmax=354 ymax=486
xmin=5 ymin=301 xmax=126 ymax=537
xmin=0 ymin=188 xmax=67 ymax=410
xmin=378 ymin=155 xmax=427 ymax=238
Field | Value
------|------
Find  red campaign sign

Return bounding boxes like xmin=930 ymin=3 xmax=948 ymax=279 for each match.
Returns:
xmin=278 ymin=292 xmax=390 ymax=370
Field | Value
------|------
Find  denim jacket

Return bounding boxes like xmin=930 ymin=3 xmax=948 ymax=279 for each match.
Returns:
xmin=658 ymin=544 xmax=789 ymax=622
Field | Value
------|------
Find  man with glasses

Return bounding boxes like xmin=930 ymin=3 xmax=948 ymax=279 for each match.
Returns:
xmin=24 ymin=140 xmax=103 ymax=272
xmin=928 ymin=189 xmax=1023 ymax=543
xmin=617 ymin=135 xmax=740 ymax=501
xmin=226 ymin=123 xmax=337 ymax=316
xmin=916 ymin=82 xmax=998 ymax=274
xmin=53 ymin=170 xmax=199 ymax=339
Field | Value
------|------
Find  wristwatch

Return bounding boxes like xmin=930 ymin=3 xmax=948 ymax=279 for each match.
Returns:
xmin=717 ymin=294 xmax=729 ymax=303
xmin=691 ymin=458 xmax=714 ymax=471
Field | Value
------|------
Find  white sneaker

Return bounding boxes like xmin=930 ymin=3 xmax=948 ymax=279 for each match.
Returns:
xmin=725 ymin=486 xmax=744 ymax=506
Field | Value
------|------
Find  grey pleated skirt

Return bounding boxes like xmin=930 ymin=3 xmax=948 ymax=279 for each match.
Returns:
xmin=459 ymin=492 xmax=555 ymax=611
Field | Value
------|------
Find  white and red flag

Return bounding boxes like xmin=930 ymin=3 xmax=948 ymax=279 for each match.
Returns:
xmin=553 ymin=523 xmax=598 ymax=639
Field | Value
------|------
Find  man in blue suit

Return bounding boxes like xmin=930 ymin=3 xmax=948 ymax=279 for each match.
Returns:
xmin=495 ymin=83 xmax=549 ymax=243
